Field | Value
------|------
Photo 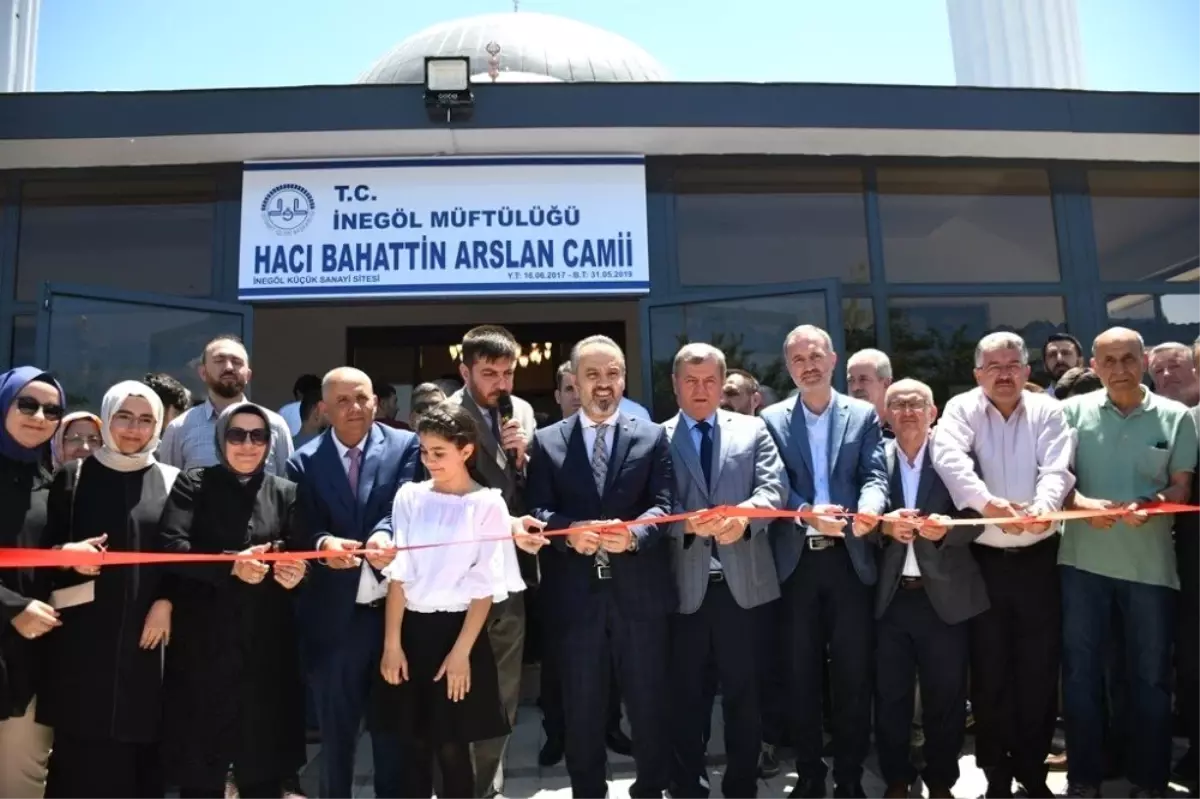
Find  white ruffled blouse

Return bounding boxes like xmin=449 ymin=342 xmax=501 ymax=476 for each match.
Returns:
xmin=382 ymin=480 xmax=526 ymax=613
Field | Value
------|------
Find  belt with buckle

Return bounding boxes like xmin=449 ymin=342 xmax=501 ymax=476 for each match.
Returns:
xmin=708 ymin=571 xmax=725 ymax=583
xmin=899 ymin=576 xmax=923 ymax=590
xmin=594 ymin=564 xmax=613 ymax=581
xmin=806 ymin=536 xmax=842 ymax=551
xmin=357 ymin=598 xmax=385 ymax=609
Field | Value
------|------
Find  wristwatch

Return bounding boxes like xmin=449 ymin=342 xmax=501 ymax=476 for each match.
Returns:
xmin=626 ymin=534 xmax=639 ymax=553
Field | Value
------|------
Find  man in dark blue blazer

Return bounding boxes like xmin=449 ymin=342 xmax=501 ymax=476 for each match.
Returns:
xmin=286 ymin=367 xmax=419 ymax=799
xmin=760 ymin=325 xmax=889 ymax=799
xmin=527 ymin=335 xmax=675 ymax=799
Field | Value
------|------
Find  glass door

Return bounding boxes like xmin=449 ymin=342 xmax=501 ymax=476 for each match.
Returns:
xmin=35 ymin=284 xmax=252 ymax=412
xmin=642 ymin=280 xmax=843 ymax=420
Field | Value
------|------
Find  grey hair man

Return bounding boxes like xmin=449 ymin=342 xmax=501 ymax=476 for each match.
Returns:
xmin=847 ymin=348 xmax=893 ymax=434
xmin=931 ymin=330 xmax=1075 ymax=797
xmin=663 ymin=341 xmax=785 ymax=797
xmin=1148 ymin=341 xmax=1199 ymax=408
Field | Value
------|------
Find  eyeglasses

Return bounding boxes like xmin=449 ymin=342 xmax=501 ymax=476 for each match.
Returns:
xmin=225 ymin=427 xmax=269 ymax=446
xmin=15 ymin=396 xmax=65 ymax=422
xmin=111 ymin=412 xmax=157 ymax=430
xmin=63 ymin=434 xmax=102 ymax=448
xmin=886 ymin=400 xmax=929 ymax=412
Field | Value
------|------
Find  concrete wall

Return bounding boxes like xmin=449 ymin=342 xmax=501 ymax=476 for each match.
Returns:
xmin=250 ymin=298 xmax=643 ymax=409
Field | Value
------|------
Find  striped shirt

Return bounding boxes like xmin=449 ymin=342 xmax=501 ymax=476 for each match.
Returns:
xmin=158 ymin=400 xmax=294 ymax=476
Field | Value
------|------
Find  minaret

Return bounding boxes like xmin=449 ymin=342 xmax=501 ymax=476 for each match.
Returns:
xmin=0 ymin=0 xmax=40 ymax=93
xmin=946 ymin=0 xmax=1085 ymax=89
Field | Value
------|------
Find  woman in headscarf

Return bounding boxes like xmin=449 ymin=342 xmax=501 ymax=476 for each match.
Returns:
xmin=37 ymin=380 xmax=179 ymax=799
xmin=50 ymin=411 xmax=102 ymax=470
xmin=158 ymin=401 xmax=310 ymax=799
xmin=0 ymin=367 xmax=64 ymax=799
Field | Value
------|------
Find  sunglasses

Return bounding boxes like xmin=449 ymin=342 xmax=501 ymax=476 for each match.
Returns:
xmin=15 ymin=396 xmax=65 ymax=422
xmin=225 ymin=427 xmax=269 ymax=446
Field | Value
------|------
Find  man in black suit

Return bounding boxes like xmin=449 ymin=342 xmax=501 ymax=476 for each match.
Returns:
xmin=527 ymin=335 xmax=675 ymax=798
xmin=874 ymin=379 xmax=990 ymax=799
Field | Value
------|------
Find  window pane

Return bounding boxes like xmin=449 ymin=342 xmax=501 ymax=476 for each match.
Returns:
xmin=889 ymin=296 xmax=1066 ymax=404
xmin=1106 ymin=292 xmax=1200 ymax=347
xmin=42 ymin=295 xmax=243 ymax=412
xmin=650 ymin=292 xmax=828 ymax=419
xmin=16 ymin=178 xmax=216 ymax=301
xmin=10 ymin=315 xmax=34 ymax=370
xmin=878 ymin=168 xmax=1060 ymax=283
xmin=1089 ymin=170 xmax=1199 ymax=283
xmin=676 ymin=168 xmax=868 ymax=285
xmin=842 ymin=297 xmax=876 ymax=355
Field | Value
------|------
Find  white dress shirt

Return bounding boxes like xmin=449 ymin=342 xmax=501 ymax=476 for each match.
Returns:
xmin=932 ymin=387 xmax=1075 ymax=549
xmin=382 ymin=482 xmax=524 ymax=613
xmin=328 ymin=432 xmax=386 ymax=604
xmin=580 ymin=411 xmax=618 ymax=459
xmin=897 ymin=442 xmax=926 ymax=577
xmin=799 ymin=400 xmax=833 ymax=537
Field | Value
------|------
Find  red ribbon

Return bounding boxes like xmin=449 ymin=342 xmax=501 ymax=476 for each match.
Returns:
xmin=0 ymin=503 xmax=1195 ymax=569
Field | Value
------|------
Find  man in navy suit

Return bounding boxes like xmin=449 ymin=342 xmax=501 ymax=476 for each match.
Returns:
xmin=527 ymin=335 xmax=675 ymax=799
xmin=761 ymin=325 xmax=889 ymax=799
xmin=286 ymin=367 xmax=420 ymax=798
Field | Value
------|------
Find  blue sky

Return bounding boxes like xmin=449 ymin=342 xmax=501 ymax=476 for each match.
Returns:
xmin=35 ymin=0 xmax=1198 ymax=92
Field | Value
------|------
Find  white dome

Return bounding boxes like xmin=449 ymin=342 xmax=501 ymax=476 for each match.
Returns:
xmin=357 ymin=12 xmax=670 ymax=84
xmin=470 ymin=71 xmax=564 ymax=83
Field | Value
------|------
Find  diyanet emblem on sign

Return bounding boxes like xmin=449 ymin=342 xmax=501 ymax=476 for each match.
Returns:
xmin=262 ymin=183 xmax=316 ymax=236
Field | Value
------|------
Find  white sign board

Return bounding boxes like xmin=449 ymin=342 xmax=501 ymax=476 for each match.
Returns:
xmin=238 ymin=156 xmax=650 ymax=301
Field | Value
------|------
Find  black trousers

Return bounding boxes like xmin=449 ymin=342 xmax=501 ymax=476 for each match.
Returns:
xmin=558 ymin=589 xmax=670 ymax=798
xmin=540 ymin=614 xmax=624 ymax=742
xmin=874 ymin=585 xmax=969 ymax=789
xmin=44 ymin=732 xmax=163 ymax=799
xmin=1177 ymin=530 xmax=1199 ymax=754
xmin=969 ymin=537 xmax=1061 ymax=787
xmin=669 ymin=579 xmax=762 ymax=798
xmin=758 ymin=597 xmax=790 ymax=747
xmin=783 ymin=544 xmax=874 ymax=785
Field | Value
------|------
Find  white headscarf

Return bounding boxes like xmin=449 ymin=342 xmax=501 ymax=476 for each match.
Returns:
xmin=92 ymin=380 xmax=165 ymax=473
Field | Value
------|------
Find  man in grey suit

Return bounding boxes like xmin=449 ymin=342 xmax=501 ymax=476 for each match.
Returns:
xmin=663 ymin=343 xmax=785 ymax=798
xmin=760 ymin=324 xmax=888 ymax=799
xmin=446 ymin=324 xmax=537 ymax=798
xmin=873 ymin=379 xmax=989 ymax=799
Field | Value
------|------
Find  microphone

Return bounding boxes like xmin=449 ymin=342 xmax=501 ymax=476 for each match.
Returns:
xmin=496 ymin=391 xmax=517 ymax=462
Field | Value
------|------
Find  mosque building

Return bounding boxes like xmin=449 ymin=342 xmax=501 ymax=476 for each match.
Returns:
xmin=0 ymin=9 xmax=1194 ymax=415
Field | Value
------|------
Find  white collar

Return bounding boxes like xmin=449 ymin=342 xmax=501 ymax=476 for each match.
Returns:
xmin=332 ymin=429 xmax=370 ymax=458
xmin=898 ymin=440 xmax=928 ymax=471
xmin=579 ymin=411 xmax=619 ymax=430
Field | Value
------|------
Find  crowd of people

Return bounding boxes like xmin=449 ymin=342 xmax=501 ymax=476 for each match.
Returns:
xmin=0 ymin=321 xmax=1195 ymax=799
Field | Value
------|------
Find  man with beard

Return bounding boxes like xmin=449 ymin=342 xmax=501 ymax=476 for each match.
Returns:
xmin=721 ymin=368 xmax=765 ymax=416
xmin=527 ymin=335 xmax=674 ymax=799
xmin=159 ymin=335 xmax=293 ymax=475
xmin=932 ymin=331 xmax=1074 ymax=798
xmin=444 ymin=325 xmax=537 ymax=798
xmin=537 ymin=361 xmax=633 ymax=769
xmin=760 ymin=325 xmax=888 ymax=799
xmin=846 ymin=349 xmax=893 ymax=437
xmin=1042 ymin=333 xmax=1083 ymax=390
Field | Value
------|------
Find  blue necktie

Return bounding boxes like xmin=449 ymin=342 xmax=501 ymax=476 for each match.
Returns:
xmin=695 ymin=420 xmax=713 ymax=488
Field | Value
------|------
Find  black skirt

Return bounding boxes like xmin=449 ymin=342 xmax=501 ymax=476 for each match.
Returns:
xmin=369 ymin=609 xmax=510 ymax=746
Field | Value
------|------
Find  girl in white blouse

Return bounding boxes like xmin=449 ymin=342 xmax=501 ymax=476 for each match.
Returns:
xmin=371 ymin=403 xmax=522 ymax=798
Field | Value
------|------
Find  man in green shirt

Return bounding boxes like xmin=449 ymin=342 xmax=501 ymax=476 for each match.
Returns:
xmin=1060 ymin=326 xmax=1198 ymax=798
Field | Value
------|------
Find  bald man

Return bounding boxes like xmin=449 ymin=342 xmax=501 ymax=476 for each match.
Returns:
xmin=1061 ymin=327 xmax=1198 ymax=797
xmin=286 ymin=367 xmax=420 ymax=799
